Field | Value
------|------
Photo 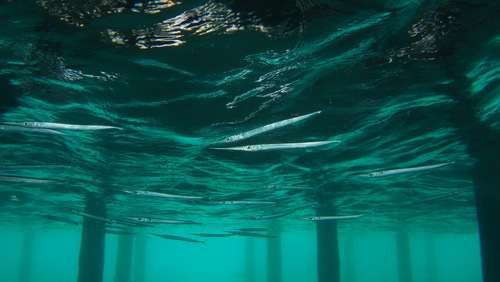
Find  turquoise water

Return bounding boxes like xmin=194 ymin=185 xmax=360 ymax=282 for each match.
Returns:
xmin=1 ymin=1 xmax=498 ymax=281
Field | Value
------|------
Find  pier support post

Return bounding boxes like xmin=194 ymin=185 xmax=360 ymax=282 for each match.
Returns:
xmin=267 ymin=222 xmax=282 ymax=282
xmin=133 ymin=231 xmax=147 ymax=282
xmin=343 ymin=237 xmax=356 ymax=282
xmin=316 ymin=205 xmax=340 ymax=282
xmin=19 ymin=229 xmax=35 ymax=282
xmin=78 ymin=195 xmax=106 ymax=282
xmin=114 ymin=234 xmax=134 ymax=282
xmin=472 ymin=152 xmax=500 ymax=282
xmin=425 ymin=237 xmax=438 ymax=282
xmin=396 ymin=230 xmax=413 ymax=282
xmin=245 ymin=237 xmax=256 ymax=282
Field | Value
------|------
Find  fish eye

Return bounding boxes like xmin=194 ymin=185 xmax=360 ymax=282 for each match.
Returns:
xmin=23 ymin=122 xmax=28 ymax=126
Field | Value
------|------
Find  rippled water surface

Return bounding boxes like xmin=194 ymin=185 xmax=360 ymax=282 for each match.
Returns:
xmin=1 ymin=1 xmax=498 ymax=281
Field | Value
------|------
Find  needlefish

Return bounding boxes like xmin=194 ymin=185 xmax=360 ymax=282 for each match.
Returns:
xmin=61 ymin=207 xmax=150 ymax=227
xmin=151 ymin=233 xmax=204 ymax=243
xmin=210 ymin=140 xmax=340 ymax=151
xmin=354 ymin=161 xmax=454 ymax=178
xmin=1 ymin=121 xmax=123 ymax=131
xmin=119 ymin=189 xmax=205 ymax=200
xmin=411 ymin=190 xmax=465 ymax=204
xmin=209 ymin=110 xmax=321 ymax=144
xmin=0 ymin=124 xmax=69 ymax=136
xmin=225 ymin=231 xmax=277 ymax=238
xmin=240 ymin=208 xmax=299 ymax=220
xmin=122 ymin=216 xmax=201 ymax=225
xmin=0 ymin=174 xmax=58 ymax=183
xmin=37 ymin=214 xmax=79 ymax=226
xmin=300 ymin=213 xmax=370 ymax=221
xmin=260 ymin=185 xmax=316 ymax=191
xmin=214 ymin=200 xmax=277 ymax=205
xmin=190 ymin=233 xmax=234 ymax=237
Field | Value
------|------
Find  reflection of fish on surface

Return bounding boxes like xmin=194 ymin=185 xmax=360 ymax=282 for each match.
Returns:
xmin=353 ymin=161 xmax=455 ymax=178
xmin=209 ymin=111 xmax=322 ymax=144
xmin=119 ymin=189 xmax=205 ymax=200
xmin=260 ymin=185 xmax=316 ymax=191
xmin=300 ymin=213 xmax=371 ymax=221
xmin=210 ymin=140 xmax=340 ymax=151
xmin=151 ymin=233 xmax=205 ymax=243
xmin=122 ymin=216 xmax=201 ymax=225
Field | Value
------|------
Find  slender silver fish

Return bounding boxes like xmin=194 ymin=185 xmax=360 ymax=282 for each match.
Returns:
xmin=411 ymin=190 xmax=465 ymax=204
xmin=397 ymin=210 xmax=434 ymax=221
xmin=120 ymin=189 xmax=205 ymax=200
xmin=235 ymin=228 xmax=269 ymax=232
xmin=0 ymin=164 xmax=71 ymax=169
xmin=151 ymin=233 xmax=205 ymax=243
xmin=2 ymin=122 xmax=123 ymax=131
xmin=300 ymin=213 xmax=370 ymax=221
xmin=122 ymin=216 xmax=200 ymax=225
xmin=37 ymin=214 xmax=79 ymax=226
xmin=190 ymin=233 xmax=234 ymax=237
xmin=240 ymin=208 xmax=299 ymax=220
xmin=63 ymin=207 xmax=118 ymax=225
xmin=104 ymin=229 xmax=136 ymax=235
xmin=214 ymin=200 xmax=277 ymax=205
xmin=225 ymin=231 xmax=277 ymax=238
xmin=62 ymin=207 xmax=150 ymax=226
xmin=0 ymin=174 xmax=58 ymax=183
xmin=0 ymin=124 xmax=69 ymax=136
xmin=210 ymin=111 xmax=321 ymax=144
xmin=355 ymin=161 xmax=454 ymax=178
xmin=260 ymin=185 xmax=316 ymax=191
xmin=210 ymin=140 xmax=340 ymax=151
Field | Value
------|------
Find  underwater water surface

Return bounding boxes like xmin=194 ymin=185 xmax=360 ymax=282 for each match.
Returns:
xmin=0 ymin=0 xmax=498 ymax=282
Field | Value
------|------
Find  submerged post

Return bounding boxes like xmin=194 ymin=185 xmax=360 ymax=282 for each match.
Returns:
xmin=449 ymin=88 xmax=500 ymax=282
xmin=316 ymin=205 xmax=340 ymax=282
xmin=78 ymin=195 xmax=107 ymax=282
xmin=343 ymin=237 xmax=356 ymax=282
xmin=18 ymin=229 xmax=35 ymax=282
xmin=425 ymin=237 xmax=438 ymax=282
xmin=114 ymin=234 xmax=134 ymax=282
xmin=396 ymin=230 xmax=413 ymax=282
xmin=245 ymin=237 xmax=256 ymax=282
xmin=267 ymin=221 xmax=282 ymax=282
xmin=133 ymin=231 xmax=147 ymax=282
xmin=472 ymin=149 xmax=500 ymax=282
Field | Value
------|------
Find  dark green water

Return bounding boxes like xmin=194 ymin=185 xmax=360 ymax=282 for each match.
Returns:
xmin=0 ymin=1 xmax=498 ymax=281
